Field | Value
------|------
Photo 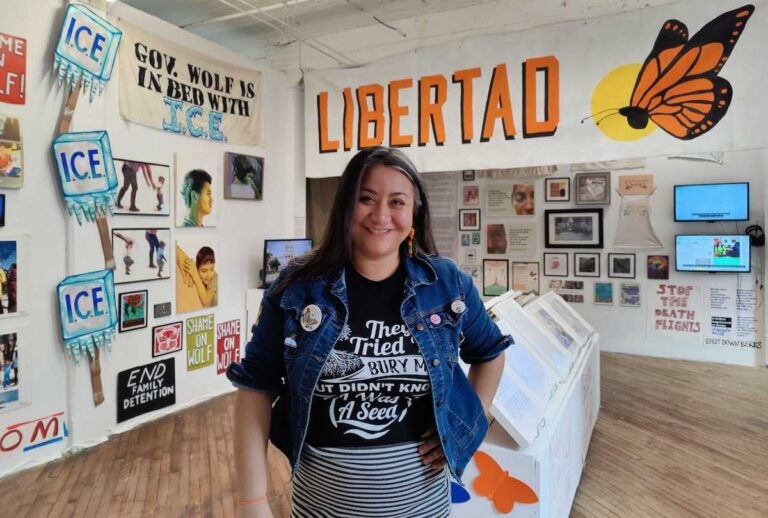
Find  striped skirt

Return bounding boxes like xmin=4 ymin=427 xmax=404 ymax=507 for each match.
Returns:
xmin=291 ymin=442 xmax=451 ymax=518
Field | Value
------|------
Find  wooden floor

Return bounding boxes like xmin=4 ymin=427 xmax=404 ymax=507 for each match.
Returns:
xmin=1 ymin=352 xmax=766 ymax=517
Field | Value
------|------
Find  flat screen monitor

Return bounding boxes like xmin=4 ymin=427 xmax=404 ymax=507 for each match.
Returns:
xmin=262 ymin=238 xmax=313 ymax=288
xmin=674 ymin=182 xmax=749 ymax=221
xmin=675 ymin=235 xmax=750 ymax=273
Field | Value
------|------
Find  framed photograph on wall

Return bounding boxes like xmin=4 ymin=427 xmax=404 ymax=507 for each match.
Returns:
xmin=574 ymin=172 xmax=610 ymax=205
xmin=462 ymin=170 xmax=475 ymax=181
xmin=118 ymin=290 xmax=148 ymax=333
xmin=459 ymin=209 xmax=481 ymax=231
xmin=512 ymin=261 xmax=540 ymax=295
xmin=112 ymin=228 xmax=171 ymax=285
xmin=544 ymin=208 xmax=603 ymax=248
xmin=594 ymin=282 xmax=614 ymax=305
xmin=462 ymin=185 xmax=480 ymax=206
xmin=574 ymin=253 xmax=600 ymax=277
xmin=483 ymin=259 xmax=508 ymax=297
xmin=224 ymin=152 xmax=263 ymax=200
xmin=543 ymin=252 xmax=568 ymax=277
xmin=544 ymin=177 xmax=570 ymax=202
xmin=620 ymin=282 xmax=641 ymax=307
xmin=647 ymin=255 xmax=670 ymax=280
xmin=608 ymin=253 xmax=636 ymax=278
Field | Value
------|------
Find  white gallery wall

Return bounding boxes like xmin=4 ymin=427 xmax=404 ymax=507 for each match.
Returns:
xmin=451 ymin=151 xmax=766 ymax=367
xmin=0 ymin=0 xmax=302 ymax=477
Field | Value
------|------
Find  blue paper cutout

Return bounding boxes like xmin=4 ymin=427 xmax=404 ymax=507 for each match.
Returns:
xmin=53 ymin=4 xmax=122 ymax=101
xmin=52 ymin=131 xmax=118 ymax=224
xmin=450 ymin=481 xmax=471 ymax=504
xmin=57 ymin=269 xmax=117 ymax=363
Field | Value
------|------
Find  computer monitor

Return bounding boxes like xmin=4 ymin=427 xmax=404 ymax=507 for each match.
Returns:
xmin=262 ymin=238 xmax=313 ymax=288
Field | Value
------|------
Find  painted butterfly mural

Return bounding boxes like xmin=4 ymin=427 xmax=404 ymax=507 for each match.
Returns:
xmin=472 ymin=450 xmax=539 ymax=513
xmin=590 ymin=5 xmax=754 ymax=140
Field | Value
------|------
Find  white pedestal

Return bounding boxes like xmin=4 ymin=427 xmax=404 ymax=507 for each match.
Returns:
xmin=454 ymin=337 xmax=600 ymax=518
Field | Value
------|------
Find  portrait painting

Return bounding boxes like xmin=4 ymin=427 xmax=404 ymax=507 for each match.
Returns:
xmin=175 ymin=152 xmax=219 ymax=227
xmin=176 ymin=238 xmax=218 ymax=314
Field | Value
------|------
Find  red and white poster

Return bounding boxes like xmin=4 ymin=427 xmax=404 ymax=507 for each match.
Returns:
xmin=216 ymin=319 xmax=241 ymax=375
xmin=0 ymin=33 xmax=26 ymax=105
xmin=152 ymin=321 xmax=183 ymax=358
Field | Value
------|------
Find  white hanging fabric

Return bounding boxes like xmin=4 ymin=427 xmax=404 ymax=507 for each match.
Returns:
xmin=613 ymin=189 xmax=663 ymax=249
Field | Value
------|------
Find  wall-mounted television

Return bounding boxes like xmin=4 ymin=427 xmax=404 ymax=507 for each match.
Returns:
xmin=675 ymin=235 xmax=750 ymax=273
xmin=262 ymin=238 xmax=313 ymax=288
xmin=674 ymin=182 xmax=749 ymax=221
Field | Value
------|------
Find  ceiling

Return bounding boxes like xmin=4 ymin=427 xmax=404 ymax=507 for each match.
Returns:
xmin=119 ymin=0 xmax=678 ymax=82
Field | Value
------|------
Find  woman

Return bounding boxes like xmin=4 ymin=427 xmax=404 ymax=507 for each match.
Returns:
xmin=227 ymin=147 xmax=511 ymax=517
xmin=180 ymin=169 xmax=213 ymax=226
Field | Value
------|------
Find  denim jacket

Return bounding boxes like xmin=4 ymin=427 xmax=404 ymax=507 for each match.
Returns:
xmin=227 ymin=253 xmax=512 ymax=483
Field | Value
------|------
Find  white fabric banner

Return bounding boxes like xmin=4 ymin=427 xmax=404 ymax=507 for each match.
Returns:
xmin=118 ymin=21 xmax=261 ymax=146
xmin=304 ymin=0 xmax=767 ymax=177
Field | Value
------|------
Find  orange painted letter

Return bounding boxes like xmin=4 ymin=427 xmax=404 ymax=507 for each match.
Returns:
xmin=357 ymin=84 xmax=385 ymax=148
xmin=317 ymin=92 xmax=339 ymax=153
xmin=389 ymin=79 xmax=413 ymax=147
xmin=523 ymin=56 xmax=559 ymax=137
xmin=452 ymin=68 xmax=481 ymax=143
xmin=418 ymin=75 xmax=447 ymax=146
xmin=481 ymin=64 xmax=516 ymax=141
xmin=343 ymin=87 xmax=354 ymax=151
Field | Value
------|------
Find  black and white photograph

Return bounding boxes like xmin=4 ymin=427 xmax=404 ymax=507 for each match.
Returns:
xmin=544 ymin=209 xmax=603 ymax=248
xmin=575 ymin=172 xmax=611 ymax=205
xmin=574 ymin=253 xmax=600 ymax=277
xmin=462 ymin=170 xmax=475 ymax=181
xmin=543 ymin=252 xmax=568 ymax=277
xmin=608 ymin=253 xmax=636 ymax=278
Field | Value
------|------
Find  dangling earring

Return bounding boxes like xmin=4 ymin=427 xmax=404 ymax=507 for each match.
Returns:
xmin=407 ymin=227 xmax=416 ymax=257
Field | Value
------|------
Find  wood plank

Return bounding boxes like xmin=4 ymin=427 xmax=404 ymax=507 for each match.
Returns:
xmin=0 ymin=352 xmax=766 ymax=517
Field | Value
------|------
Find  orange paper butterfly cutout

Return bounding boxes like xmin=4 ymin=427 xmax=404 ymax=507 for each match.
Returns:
xmin=473 ymin=450 xmax=539 ymax=514
xmin=616 ymin=5 xmax=754 ymax=139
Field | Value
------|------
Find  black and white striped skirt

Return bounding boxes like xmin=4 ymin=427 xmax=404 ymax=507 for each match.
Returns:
xmin=291 ymin=442 xmax=451 ymax=517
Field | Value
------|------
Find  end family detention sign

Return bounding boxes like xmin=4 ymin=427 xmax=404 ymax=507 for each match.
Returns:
xmin=118 ymin=21 xmax=261 ymax=146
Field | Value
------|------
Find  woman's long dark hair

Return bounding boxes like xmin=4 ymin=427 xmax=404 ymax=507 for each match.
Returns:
xmin=276 ymin=147 xmax=437 ymax=292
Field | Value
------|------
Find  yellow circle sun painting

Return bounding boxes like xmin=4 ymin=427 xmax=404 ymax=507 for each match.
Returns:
xmin=590 ymin=63 xmax=656 ymax=141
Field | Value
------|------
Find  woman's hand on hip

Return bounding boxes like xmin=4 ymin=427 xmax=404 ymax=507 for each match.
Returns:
xmin=418 ymin=426 xmax=446 ymax=471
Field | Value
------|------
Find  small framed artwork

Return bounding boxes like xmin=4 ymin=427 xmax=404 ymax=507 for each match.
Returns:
xmin=483 ymin=259 xmax=509 ymax=297
xmin=620 ymin=282 xmax=641 ymax=307
xmin=462 ymin=185 xmax=480 ymax=206
xmin=574 ymin=172 xmax=611 ymax=205
xmin=152 ymin=321 xmax=183 ymax=357
xmin=574 ymin=253 xmax=600 ymax=277
xmin=512 ymin=261 xmax=540 ymax=295
xmin=461 ymin=233 xmax=471 ymax=246
xmin=544 ymin=208 xmax=603 ymax=248
xmin=647 ymin=255 xmax=670 ymax=280
xmin=459 ymin=209 xmax=481 ymax=231
xmin=594 ymin=282 xmax=614 ymax=305
xmin=544 ymin=178 xmax=570 ymax=202
xmin=118 ymin=290 xmax=148 ymax=333
xmin=543 ymin=253 xmax=568 ymax=277
xmin=608 ymin=253 xmax=636 ymax=278
xmin=224 ymin=152 xmax=264 ymax=200
xmin=471 ymin=232 xmax=481 ymax=245
xmin=462 ymin=170 xmax=475 ymax=181
xmin=112 ymin=228 xmax=171 ymax=285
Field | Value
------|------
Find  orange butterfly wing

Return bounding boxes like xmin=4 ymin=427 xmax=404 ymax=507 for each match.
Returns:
xmin=473 ymin=450 xmax=539 ymax=514
xmin=623 ymin=5 xmax=754 ymax=139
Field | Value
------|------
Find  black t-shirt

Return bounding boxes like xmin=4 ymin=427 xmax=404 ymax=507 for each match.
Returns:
xmin=306 ymin=264 xmax=434 ymax=447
